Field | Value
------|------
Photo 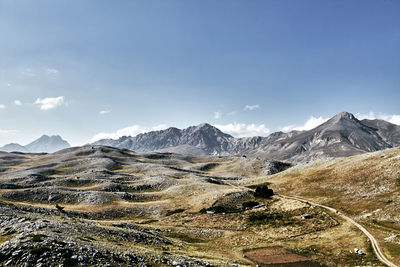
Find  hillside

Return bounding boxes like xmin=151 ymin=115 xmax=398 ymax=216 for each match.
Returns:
xmin=0 ymin=145 xmax=386 ymax=266
xmin=244 ymin=147 xmax=400 ymax=265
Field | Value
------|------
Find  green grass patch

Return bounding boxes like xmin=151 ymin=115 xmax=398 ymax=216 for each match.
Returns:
xmin=29 ymin=234 xmax=46 ymax=242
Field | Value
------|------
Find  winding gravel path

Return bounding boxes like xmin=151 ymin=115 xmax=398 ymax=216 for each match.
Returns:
xmin=278 ymin=194 xmax=398 ymax=267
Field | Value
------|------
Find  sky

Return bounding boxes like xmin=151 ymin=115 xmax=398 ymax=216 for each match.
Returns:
xmin=0 ymin=0 xmax=399 ymax=146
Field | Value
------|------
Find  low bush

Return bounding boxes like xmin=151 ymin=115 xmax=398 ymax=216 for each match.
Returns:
xmin=254 ymin=185 xmax=274 ymax=198
xmin=242 ymin=201 xmax=260 ymax=210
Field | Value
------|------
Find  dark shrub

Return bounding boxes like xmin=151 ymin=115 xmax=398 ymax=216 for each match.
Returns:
xmin=207 ymin=206 xmax=227 ymax=213
xmin=242 ymin=201 xmax=260 ymax=210
xmin=254 ymin=185 xmax=274 ymax=198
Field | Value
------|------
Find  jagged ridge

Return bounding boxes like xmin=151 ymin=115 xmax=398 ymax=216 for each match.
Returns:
xmin=93 ymin=112 xmax=400 ymax=162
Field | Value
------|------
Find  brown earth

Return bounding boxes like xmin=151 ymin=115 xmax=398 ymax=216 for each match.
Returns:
xmin=244 ymin=247 xmax=321 ymax=266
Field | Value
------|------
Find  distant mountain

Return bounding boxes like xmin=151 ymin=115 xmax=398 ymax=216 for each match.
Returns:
xmin=0 ymin=135 xmax=70 ymax=153
xmin=93 ymin=123 xmax=234 ymax=155
xmin=360 ymin=119 xmax=400 ymax=147
xmin=252 ymin=112 xmax=393 ymax=161
xmin=93 ymin=112 xmax=400 ymax=162
xmin=0 ymin=143 xmax=28 ymax=153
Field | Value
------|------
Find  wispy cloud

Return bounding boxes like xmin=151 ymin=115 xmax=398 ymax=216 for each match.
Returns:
xmin=21 ymin=68 xmax=36 ymax=77
xmin=34 ymin=96 xmax=65 ymax=110
xmin=90 ymin=124 xmax=169 ymax=142
xmin=0 ymin=104 xmax=5 ymax=109
xmin=214 ymin=111 xmax=221 ymax=119
xmin=0 ymin=129 xmax=18 ymax=135
xmin=14 ymin=100 xmax=22 ymax=106
xmin=281 ymin=116 xmax=328 ymax=132
xmin=356 ymin=111 xmax=400 ymax=125
xmin=152 ymin=124 xmax=168 ymax=131
xmin=213 ymin=122 xmax=270 ymax=137
xmin=99 ymin=110 xmax=111 ymax=115
xmin=244 ymin=104 xmax=259 ymax=111
xmin=45 ymin=68 xmax=59 ymax=75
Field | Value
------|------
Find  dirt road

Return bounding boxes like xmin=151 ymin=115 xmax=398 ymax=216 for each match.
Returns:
xmin=278 ymin=194 xmax=398 ymax=267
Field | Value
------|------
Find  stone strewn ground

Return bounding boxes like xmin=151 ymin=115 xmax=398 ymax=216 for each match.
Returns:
xmin=0 ymin=145 xmax=392 ymax=266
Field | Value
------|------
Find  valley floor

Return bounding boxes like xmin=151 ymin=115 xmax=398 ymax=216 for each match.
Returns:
xmin=0 ymin=145 xmax=398 ymax=266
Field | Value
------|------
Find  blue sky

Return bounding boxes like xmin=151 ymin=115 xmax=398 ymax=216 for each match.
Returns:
xmin=0 ymin=0 xmax=399 ymax=146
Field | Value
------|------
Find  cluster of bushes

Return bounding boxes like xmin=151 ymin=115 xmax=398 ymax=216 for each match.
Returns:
xmin=254 ymin=185 xmax=274 ymax=198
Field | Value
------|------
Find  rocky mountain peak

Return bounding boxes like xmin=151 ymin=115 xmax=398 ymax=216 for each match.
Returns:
xmin=331 ymin=111 xmax=356 ymax=121
xmin=92 ymin=112 xmax=399 ymax=161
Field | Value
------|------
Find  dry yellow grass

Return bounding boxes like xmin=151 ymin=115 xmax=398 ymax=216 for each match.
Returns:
xmin=236 ymin=147 xmax=400 ymax=265
xmin=2 ymin=146 xmax=396 ymax=265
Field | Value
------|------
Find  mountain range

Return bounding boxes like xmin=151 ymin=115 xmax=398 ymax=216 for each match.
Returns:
xmin=0 ymin=135 xmax=70 ymax=153
xmin=1 ymin=112 xmax=399 ymax=161
xmin=93 ymin=112 xmax=400 ymax=162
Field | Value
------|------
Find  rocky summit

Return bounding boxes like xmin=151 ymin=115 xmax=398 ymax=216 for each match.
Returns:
xmin=93 ymin=112 xmax=400 ymax=162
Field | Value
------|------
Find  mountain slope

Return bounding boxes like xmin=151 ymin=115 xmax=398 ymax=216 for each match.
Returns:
xmin=0 ymin=143 xmax=29 ymax=153
xmin=361 ymin=119 xmax=400 ymax=147
xmin=0 ymin=135 xmax=70 ymax=153
xmin=254 ymin=112 xmax=392 ymax=161
xmin=92 ymin=112 xmax=399 ymax=162
xmin=93 ymin=123 xmax=234 ymax=155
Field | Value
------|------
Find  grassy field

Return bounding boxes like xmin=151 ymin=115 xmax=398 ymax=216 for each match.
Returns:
xmin=0 ymin=145 xmax=397 ymax=265
xmin=234 ymin=147 xmax=400 ymax=265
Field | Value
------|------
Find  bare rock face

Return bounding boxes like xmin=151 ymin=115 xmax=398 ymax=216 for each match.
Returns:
xmin=93 ymin=112 xmax=400 ymax=162
xmin=361 ymin=118 xmax=400 ymax=147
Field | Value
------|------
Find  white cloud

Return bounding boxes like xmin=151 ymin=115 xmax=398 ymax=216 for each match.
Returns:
xmin=91 ymin=125 xmax=147 ymax=142
xmin=356 ymin=111 xmax=380 ymax=120
xmin=214 ymin=111 xmax=221 ymax=119
xmin=90 ymin=124 xmax=169 ymax=142
xmin=227 ymin=110 xmax=237 ymax=116
xmin=99 ymin=110 xmax=111 ymax=115
xmin=356 ymin=112 xmax=400 ymax=125
xmin=213 ymin=122 xmax=270 ymax=137
xmin=14 ymin=100 xmax=22 ymax=106
xmin=34 ymin=96 xmax=64 ymax=110
xmin=281 ymin=116 xmax=328 ymax=132
xmin=46 ymin=68 xmax=59 ymax=75
xmin=152 ymin=124 xmax=168 ymax=131
xmin=0 ymin=104 xmax=5 ymax=109
xmin=244 ymin=104 xmax=260 ymax=111
xmin=389 ymin=115 xmax=400 ymax=125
